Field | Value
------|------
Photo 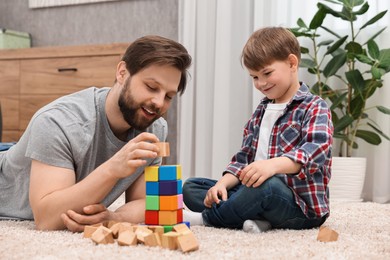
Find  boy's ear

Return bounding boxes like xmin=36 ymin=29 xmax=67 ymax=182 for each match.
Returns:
xmin=288 ymin=54 xmax=299 ymax=71
xmin=116 ymin=61 xmax=129 ymax=84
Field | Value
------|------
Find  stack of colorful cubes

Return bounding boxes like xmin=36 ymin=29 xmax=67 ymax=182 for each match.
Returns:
xmin=145 ymin=165 xmax=183 ymax=232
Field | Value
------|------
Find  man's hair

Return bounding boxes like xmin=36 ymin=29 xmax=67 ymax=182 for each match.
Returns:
xmin=242 ymin=27 xmax=301 ymax=71
xmin=122 ymin=35 xmax=192 ymax=95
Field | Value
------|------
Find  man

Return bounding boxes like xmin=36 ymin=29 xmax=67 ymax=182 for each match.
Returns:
xmin=0 ymin=35 xmax=192 ymax=232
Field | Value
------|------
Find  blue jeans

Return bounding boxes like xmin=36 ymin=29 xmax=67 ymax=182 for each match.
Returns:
xmin=183 ymin=176 xmax=327 ymax=229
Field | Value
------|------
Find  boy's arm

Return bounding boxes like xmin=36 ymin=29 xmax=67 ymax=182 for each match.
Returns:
xmin=239 ymin=157 xmax=301 ymax=187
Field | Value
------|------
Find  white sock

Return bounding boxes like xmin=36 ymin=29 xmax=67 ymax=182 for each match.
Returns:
xmin=243 ymin=219 xmax=272 ymax=233
xmin=183 ymin=210 xmax=204 ymax=226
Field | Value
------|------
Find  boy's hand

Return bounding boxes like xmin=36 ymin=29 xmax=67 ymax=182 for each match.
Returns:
xmin=240 ymin=160 xmax=275 ymax=188
xmin=204 ymin=183 xmax=228 ymax=208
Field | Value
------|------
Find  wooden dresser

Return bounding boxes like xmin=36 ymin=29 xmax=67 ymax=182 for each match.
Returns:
xmin=0 ymin=43 xmax=129 ymax=142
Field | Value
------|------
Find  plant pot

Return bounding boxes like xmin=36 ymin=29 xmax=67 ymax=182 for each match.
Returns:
xmin=328 ymin=157 xmax=366 ymax=202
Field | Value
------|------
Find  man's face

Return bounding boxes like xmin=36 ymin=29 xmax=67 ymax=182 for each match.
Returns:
xmin=118 ymin=64 xmax=181 ymax=130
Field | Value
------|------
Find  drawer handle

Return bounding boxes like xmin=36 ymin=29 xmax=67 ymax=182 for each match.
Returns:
xmin=57 ymin=68 xmax=78 ymax=72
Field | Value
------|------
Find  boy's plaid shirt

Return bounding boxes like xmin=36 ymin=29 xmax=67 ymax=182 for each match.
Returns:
xmin=225 ymin=83 xmax=333 ymax=219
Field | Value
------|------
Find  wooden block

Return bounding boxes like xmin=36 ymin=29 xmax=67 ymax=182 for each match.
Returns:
xmin=159 ymin=180 xmax=179 ymax=195
xmin=105 ymin=220 xmax=118 ymax=229
xmin=146 ymin=195 xmax=159 ymax=210
xmin=117 ymin=230 xmax=137 ymax=246
xmin=159 ymin=210 xmax=178 ymax=225
xmin=110 ymin=222 xmax=134 ymax=238
xmin=317 ymin=226 xmax=339 ymax=242
xmin=176 ymin=165 xmax=182 ymax=179
xmin=177 ymin=232 xmax=199 ymax=252
xmin=160 ymin=195 xmax=180 ymax=210
xmin=148 ymin=225 xmax=165 ymax=236
xmin=173 ymin=223 xmax=191 ymax=235
xmin=83 ymin=224 xmax=102 ymax=238
xmin=135 ymin=226 xmax=153 ymax=243
xmin=145 ymin=166 xmax=159 ymax=182
xmin=156 ymin=142 xmax=170 ymax=157
xmin=161 ymin=231 xmax=179 ymax=250
xmin=144 ymin=232 xmax=161 ymax=247
xmin=145 ymin=210 xmax=159 ymax=225
xmin=177 ymin=209 xmax=183 ymax=223
xmin=91 ymin=226 xmax=115 ymax=244
xmin=159 ymin=165 xmax=178 ymax=181
xmin=146 ymin=181 xmax=159 ymax=195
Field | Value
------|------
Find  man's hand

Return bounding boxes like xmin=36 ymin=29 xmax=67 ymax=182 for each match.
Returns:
xmin=61 ymin=204 xmax=112 ymax=232
xmin=107 ymin=132 xmax=161 ymax=180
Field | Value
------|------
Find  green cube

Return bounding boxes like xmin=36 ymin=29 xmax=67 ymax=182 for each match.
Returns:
xmin=146 ymin=195 xmax=159 ymax=210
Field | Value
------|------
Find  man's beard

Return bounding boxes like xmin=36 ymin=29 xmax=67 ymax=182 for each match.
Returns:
xmin=118 ymin=78 xmax=160 ymax=131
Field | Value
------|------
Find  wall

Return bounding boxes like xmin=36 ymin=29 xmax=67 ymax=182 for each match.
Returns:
xmin=0 ymin=0 xmax=180 ymax=164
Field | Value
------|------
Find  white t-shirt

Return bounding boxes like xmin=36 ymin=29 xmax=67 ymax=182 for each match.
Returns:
xmin=254 ymin=102 xmax=287 ymax=161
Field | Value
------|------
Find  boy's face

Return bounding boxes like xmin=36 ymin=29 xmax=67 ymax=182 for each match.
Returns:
xmin=248 ymin=56 xmax=299 ymax=103
xmin=118 ymin=64 xmax=181 ymax=130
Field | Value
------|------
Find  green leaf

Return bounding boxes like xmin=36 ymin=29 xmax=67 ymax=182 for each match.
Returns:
xmin=368 ymin=122 xmax=390 ymax=141
xmin=334 ymin=115 xmax=354 ymax=133
xmin=300 ymin=58 xmax=316 ymax=68
xmin=355 ymin=54 xmax=373 ymax=65
xmin=346 ymin=69 xmax=365 ymax=96
xmin=377 ymin=106 xmax=390 ymax=115
xmin=330 ymin=92 xmax=347 ymax=110
xmin=297 ymin=18 xmax=308 ymax=28
xmin=345 ymin=41 xmax=363 ymax=55
xmin=360 ymin=10 xmax=387 ymax=30
xmin=318 ymin=40 xmax=334 ymax=47
xmin=318 ymin=3 xmax=349 ymax=20
xmin=309 ymin=7 xmax=327 ymax=29
xmin=321 ymin=25 xmax=343 ymax=39
xmin=364 ymin=27 xmax=387 ymax=45
xmin=355 ymin=130 xmax=381 ymax=145
xmin=352 ymin=2 xmax=369 ymax=15
xmin=378 ymin=49 xmax=390 ymax=71
xmin=367 ymin=40 xmax=380 ymax=59
xmin=325 ymin=36 xmax=348 ymax=55
xmin=301 ymin=46 xmax=309 ymax=54
xmin=323 ymin=52 xmax=347 ymax=77
xmin=371 ymin=67 xmax=385 ymax=80
xmin=342 ymin=0 xmax=365 ymax=9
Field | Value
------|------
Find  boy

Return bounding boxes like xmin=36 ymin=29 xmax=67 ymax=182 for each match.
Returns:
xmin=183 ymin=27 xmax=333 ymax=233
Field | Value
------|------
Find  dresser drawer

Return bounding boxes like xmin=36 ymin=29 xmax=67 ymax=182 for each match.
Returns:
xmin=20 ymin=55 xmax=120 ymax=94
xmin=0 ymin=95 xmax=19 ymax=130
xmin=0 ymin=60 xmax=20 ymax=95
xmin=19 ymin=94 xmax=61 ymax=130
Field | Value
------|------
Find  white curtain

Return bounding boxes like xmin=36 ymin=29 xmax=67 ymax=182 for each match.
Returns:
xmin=178 ymin=0 xmax=390 ymax=203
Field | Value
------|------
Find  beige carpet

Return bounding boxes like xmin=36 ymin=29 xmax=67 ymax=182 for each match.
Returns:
xmin=1 ymin=200 xmax=389 ymax=259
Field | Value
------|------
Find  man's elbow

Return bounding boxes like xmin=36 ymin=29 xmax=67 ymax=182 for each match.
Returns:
xmin=33 ymin=213 xmax=65 ymax=231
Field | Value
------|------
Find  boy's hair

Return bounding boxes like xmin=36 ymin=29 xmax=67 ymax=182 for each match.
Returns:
xmin=122 ymin=35 xmax=192 ymax=95
xmin=242 ymin=27 xmax=301 ymax=71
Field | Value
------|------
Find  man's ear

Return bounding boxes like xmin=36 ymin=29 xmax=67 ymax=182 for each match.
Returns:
xmin=116 ymin=61 xmax=129 ymax=84
xmin=288 ymin=54 xmax=299 ymax=71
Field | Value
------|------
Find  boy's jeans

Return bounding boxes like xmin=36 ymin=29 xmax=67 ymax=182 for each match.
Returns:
xmin=183 ymin=176 xmax=327 ymax=229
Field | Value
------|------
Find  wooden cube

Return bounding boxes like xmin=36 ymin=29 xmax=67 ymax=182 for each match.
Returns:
xmin=156 ymin=142 xmax=170 ymax=157
xmin=177 ymin=232 xmax=199 ymax=252
xmin=317 ymin=226 xmax=339 ymax=242
xmin=135 ymin=226 xmax=153 ymax=243
xmin=117 ymin=230 xmax=137 ymax=246
xmin=160 ymin=195 xmax=180 ymax=210
xmin=91 ymin=226 xmax=115 ymax=244
xmin=161 ymin=231 xmax=179 ymax=250
xmin=145 ymin=166 xmax=159 ymax=182
xmin=83 ymin=223 xmax=102 ymax=238
xmin=144 ymin=232 xmax=161 ymax=247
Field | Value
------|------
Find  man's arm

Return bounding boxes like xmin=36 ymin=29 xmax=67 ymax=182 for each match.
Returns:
xmin=29 ymin=132 xmax=159 ymax=231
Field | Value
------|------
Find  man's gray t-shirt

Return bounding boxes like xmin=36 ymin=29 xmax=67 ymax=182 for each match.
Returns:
xmin=0 ymin=87 xmax=167 ymax=220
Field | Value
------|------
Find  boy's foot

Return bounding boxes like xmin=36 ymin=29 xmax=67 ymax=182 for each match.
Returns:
xmin=243 ymin=219 xmax=272 ymax=233
xmin=183 ymin=209 xmax=205 ymax=226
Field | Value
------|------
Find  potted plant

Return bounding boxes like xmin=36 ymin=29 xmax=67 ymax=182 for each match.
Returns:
xmin=290 ymin=0 xmax=390 ymax=201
